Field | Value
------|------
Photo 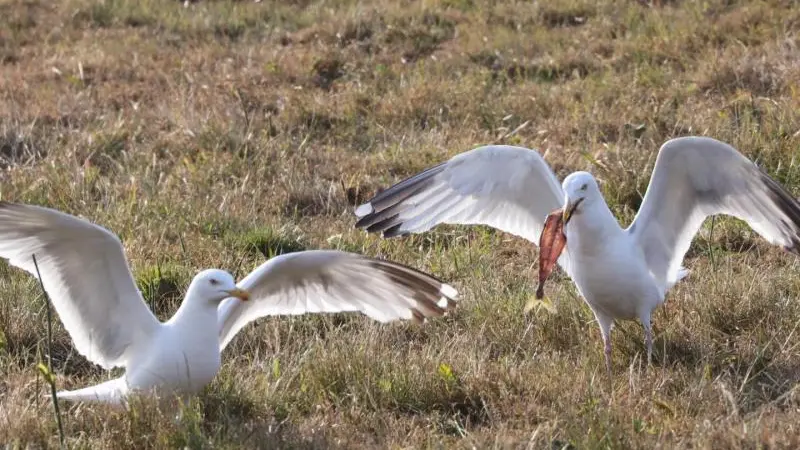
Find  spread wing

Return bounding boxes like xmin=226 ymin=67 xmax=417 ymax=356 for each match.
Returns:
xmin=628 ymin=136 xmax=800 ymax=291
xmin=217 ymin=250 xmax=457 ymax=350
xmin=355 ymin=145 xmax=569 ymax=271
xmin=0 ymin=202 xmax=160 ymax=369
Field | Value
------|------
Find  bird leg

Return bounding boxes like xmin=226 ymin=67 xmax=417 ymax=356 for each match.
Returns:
xmin=603 ymin=338 xmax=612 ymax=376
xmin=642 ymin=316 xmax=653 ymax=366
xmin=596 ymin=312 xmax=614 ymax=376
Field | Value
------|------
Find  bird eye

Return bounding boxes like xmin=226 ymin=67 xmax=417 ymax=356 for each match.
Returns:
xmin=580 ymin=184 xmax=588 ymax=191
xmin=209 ymin=278 xmax=219 ymax=286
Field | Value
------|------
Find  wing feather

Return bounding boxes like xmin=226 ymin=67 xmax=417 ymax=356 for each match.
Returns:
xmin=0 ymin=202 xmax=160 ymax=369
xmin=217 ymin=250 xmax=457 ymax=351
xmin=355 ymin=145 xmax=569 ymax=271
xmin=628 ymin=136 xmax=800 ymax=291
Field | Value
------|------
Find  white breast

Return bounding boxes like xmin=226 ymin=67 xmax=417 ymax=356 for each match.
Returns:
xmin=125 ymin=321 xmax=222 ymax=395
xmin=567 ymin=230 xmax=663 ymax=321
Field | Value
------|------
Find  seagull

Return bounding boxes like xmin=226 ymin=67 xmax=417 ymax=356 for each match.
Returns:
xmin=0 ymin=202 xmax=457 ymax=405
xmin=355 ymin=136 xmax=800 ymax=372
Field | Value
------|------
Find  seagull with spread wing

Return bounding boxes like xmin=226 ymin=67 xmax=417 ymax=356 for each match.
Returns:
xmin=355 ymin=136 xmax=800 ymax=372
xmin=0 ymin=202 xmax=457 ymax=405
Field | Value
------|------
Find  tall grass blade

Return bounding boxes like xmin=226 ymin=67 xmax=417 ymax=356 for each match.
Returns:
xmin=33 ymin=254 xmax=67 ymax=448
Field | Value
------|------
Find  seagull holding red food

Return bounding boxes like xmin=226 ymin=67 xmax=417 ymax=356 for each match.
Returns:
xmin=0 ymin=202 xmax=457 ymax=405
xmin=355 ymin=136 xmax=800 ymax=372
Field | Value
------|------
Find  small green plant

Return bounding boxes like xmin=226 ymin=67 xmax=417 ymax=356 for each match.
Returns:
xmin=272 ymin=357 xmax=281 ymax=380
xmin=437 ymin=362 xmax=457 ymax=389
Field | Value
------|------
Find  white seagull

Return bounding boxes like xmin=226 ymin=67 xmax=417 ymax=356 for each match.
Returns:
xmin=0 ymin=202 xmax=457 ymax=405
xmin=355 ymin=136 xmax=800 ymax=372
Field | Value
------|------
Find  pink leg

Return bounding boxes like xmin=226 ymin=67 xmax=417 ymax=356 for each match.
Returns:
xmin=596 ymin=312 xmax=614 ymax=376
xmin=642 ymin=315 xmax=653 ymax=366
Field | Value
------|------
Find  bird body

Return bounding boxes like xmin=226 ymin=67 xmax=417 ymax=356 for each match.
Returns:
xmin=562 ymin=173 xmax=665 ymax=321
xmin=52 ymin=302 xmax=223 ymax=404
xmin=54 ymin=269 xmax=243 ymax=405
xmin=357 ymin=136 xmax=800 ymax=372
xmin=568 ymin=228 xmax=661 ymax=323
xmin=560 ymin=184 xmax=665 ymax=370
xmin=125 ymin=303 xmax=222 ymax=399
xmin=0 ymin=203 xmax=457 ymax=406
xmin=56 ymin=315 xmax=223 ymax=404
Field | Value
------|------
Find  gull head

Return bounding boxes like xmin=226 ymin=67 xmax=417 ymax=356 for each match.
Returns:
xmin=189 ymin=269 xmax=250 ymax=305
xmin=561 ymin=171 xmax=600 ymax=225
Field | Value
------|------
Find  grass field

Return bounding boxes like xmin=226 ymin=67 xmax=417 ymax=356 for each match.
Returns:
xmin=1 ymin=0 xmax=800 ymax=448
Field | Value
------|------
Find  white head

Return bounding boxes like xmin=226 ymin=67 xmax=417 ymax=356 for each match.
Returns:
xmin=561 ymin=171 xmax=601 ymax=225
xmin=187 ymin=269 xmax=250 ymax=305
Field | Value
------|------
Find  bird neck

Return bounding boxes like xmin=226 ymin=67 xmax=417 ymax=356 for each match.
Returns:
xmin=167 ymin=293 xmax=219 ymax=329
xmin=565 ymin=199 xmax=622 ymax=255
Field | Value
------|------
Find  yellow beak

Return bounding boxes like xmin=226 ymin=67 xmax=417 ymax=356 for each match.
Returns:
xmin=562 ymin=206 xmax=572 ymax=225
xmin=226 ymin=287 xmax=250 ymax=301
xmin=562 ymin=197 xmax=583 ymax=225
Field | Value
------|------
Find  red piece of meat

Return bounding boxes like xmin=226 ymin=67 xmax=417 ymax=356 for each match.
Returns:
xmin=536 ymin=208 xmax=567 ymax=299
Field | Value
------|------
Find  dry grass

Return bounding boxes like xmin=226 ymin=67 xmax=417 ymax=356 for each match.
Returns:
xmin=1 ymin=0 xmax=800 ymax=447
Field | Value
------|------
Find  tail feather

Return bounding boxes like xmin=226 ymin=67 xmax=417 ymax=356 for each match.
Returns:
xmin=54 ymin=377 xmax=128 ymax=406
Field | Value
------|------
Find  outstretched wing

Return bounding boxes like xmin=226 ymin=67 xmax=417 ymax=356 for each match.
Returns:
xmin=0 ymin=202 xmax=160 ymax=369
xmin=628 ymin=136 xmax=800 ymax=291
xmin=217 ymin=250 xmax=457 ymax=351
xmin=355 ymin=145 xmax=569 ymax=270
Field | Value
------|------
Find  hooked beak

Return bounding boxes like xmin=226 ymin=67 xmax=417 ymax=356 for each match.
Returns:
xmin=562 ymin=197 xmax=584 ymax=225
xmin=226 ymin=287 xmax=250 ymax=301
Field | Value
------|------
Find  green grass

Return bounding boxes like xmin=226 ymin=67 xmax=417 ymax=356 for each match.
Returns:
xmin=1 ymin=0 xmax=800 ymax=447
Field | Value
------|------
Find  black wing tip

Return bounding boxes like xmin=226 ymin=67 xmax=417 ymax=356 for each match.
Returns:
xmin=353 ymin=163 xmax=447 ymax=236
xmin=365 ymin=257 xmax=459 ymax=321
xmin=367 ymin=214 xmax=400 ymax=233
xmin=354 ymin=214 xmax=373 ymax=230
xmin=355 ymin=212 xmax=407 ymax=238
xmin=760 ymin=171 xmax=800 ymax=253
xmin=381 ymin=223 xmax=407 ymax=238
xmin=355 ymin=200 xmax=413 ymax=238
xmin=366 ymin=256 xmax=450 ymax=287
